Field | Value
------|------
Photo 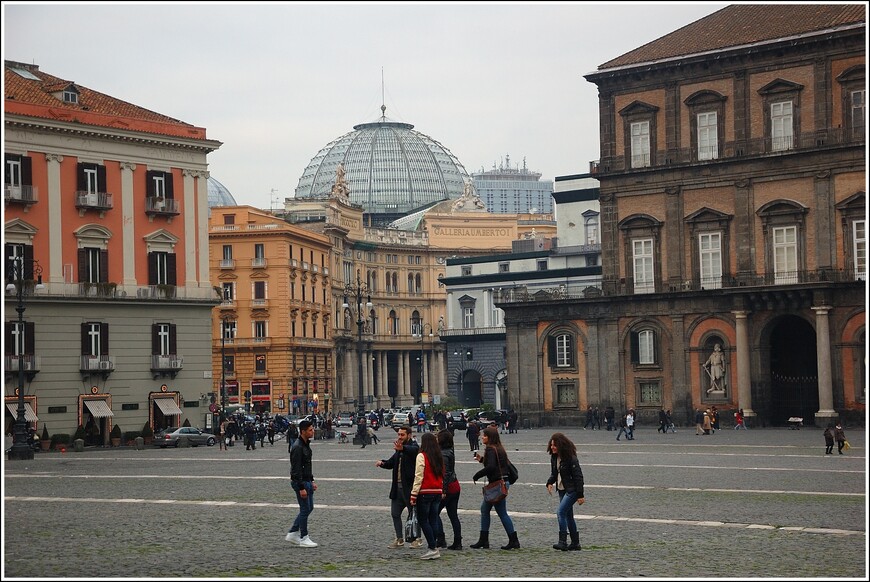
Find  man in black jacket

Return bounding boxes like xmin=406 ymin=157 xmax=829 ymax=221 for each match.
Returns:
xmin=286 ymin=420 xmax=318 ymax=548
xmin=375 ymin=425 xmax=421 ymax=549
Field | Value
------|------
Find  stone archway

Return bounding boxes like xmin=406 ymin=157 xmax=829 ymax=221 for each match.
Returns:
xmin=768 ymin=315 xmax=819 ymax=426
xmin=460 ymin=370 xmax=483 ymax=408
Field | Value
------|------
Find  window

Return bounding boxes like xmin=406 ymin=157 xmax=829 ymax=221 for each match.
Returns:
xmin=852 ymin=90 xmax=865 ymax=131
xmin=343 ymin=261 xmax=353 ymax=285
xmin=771 ymin=101 xmax=793 ymax=151
xmin=463 ymin=307 xmax=475 ymax=329
xmin=254 ymin=321 xmax=267 ymax=339
xmin=461 ymin=266 xmax=472 ymax=277
xmin=147 ymin=251 xmax=176 ymax=286
xmin=4 ymin=243 xmax=30 ymax=283
xmin=78 ymin=247 xmax=107 ymax=283
xmin=4 ymin=154 xmax=32 ymax=197
xmin=62 ymin=88 xmax=78 ymax=104
xmin=498 ymin=262 xmax=510 ymax=273
xmin=222 ymin=245 xmax=233 ymax=260
xmin=146 ymin=170 xmax=174 ymax=200
xmin=152 ymin=323 xmax=176 ymax=356
xmin=77 ymin=163 xmax=105 ymax=195
xmin=221 ymin=283 xmax=234 ymax=301
xmin=632 ymin=238 xmax=655 ymax=294
xmin=555 ymin=334 xmax=573 ymax=367
xmin=254 ymin=281 xmax=266 ymax=301
xmin=224 ymin=214 xmax=235 ymax=225
xmin=585 ymin=215 xmax=599 ymax=245
xmin=491 ymin=296 xmax=503 ymax=327
xmin=555 ymin=383 xmax=577 ymax=406
xmin=255 ymin=354 xmax=267 ymax=373
xmin=630 ymin=121 xmax=650 ymax=168
xmin=388 ymin=310 xmax=398 ymax=335
xmin=410 ymin=311 xmax=422 ymax=336
xmin=638 ymin=381 xmax=661 ymax=405
xmin=5 ymin=321 xmax=34 ymax=356
xmin=854 ymin=220 xmax=866 ymax=280
xmin=82 ymin=322 xmax=108 ymax=357
xmin=697 ymin=112 xmax=718 ymax=160
xmin=369 ymin=309 xmax=378 ymax=335
xmin=537 ymin=259 xmax=548 ymax=271
xmin=772 ymin=226 xmax=798 ymax=284
xmin=222 ymin=320 xmax=237 ymax=339
xmin=699 ymin=232 xmax=722 ymax=289
xmin=631 ymin=329 xmax=657 ymax=365
xmin=253 ymin=244 xmax=266 ymax=268
xmin=223 ymin=355 xmax=234 ymax=374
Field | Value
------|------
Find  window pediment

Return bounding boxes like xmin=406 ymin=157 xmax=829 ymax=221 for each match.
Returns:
xmin=4 ymin=219 xmax=38 ymax=244
xmin=618 ymin=213 xmax=663 ymax=231
xmin=685 ymin=207 xmax=733 ymax=224
xmin=143 ymin=228 xmax=178 ymax=252
xmin=581 ymin=209 xmax=600 ymax=218
xmin=835 ymin=191 xmax=865 ymax=211
xmin=618 ymin=100 xmax=659 ymax=117
xmin=74 ymin=224 xmax=112 ymax=249
xmin=684 ymin=89 xmax=727 ymax=106
xmin=757 ymin=79 xmax=804 ymax=95
xmin=457 ymin=294 xmax=477 ymax=305
xmin=756 ymin=199 xmax=809 ymax=218
xmin=836 ymin=65 xmax=865 ymax=83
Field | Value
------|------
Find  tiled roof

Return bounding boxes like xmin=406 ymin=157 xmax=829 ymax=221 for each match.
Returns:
xmin=599 ymin=4 xmax=866 ymax=70
xmin=4 ymin=60 xmax=207 ymax=139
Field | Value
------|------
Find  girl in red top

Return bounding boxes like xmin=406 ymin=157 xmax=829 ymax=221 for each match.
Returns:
xmin=410 ymin=432 xmax=444 ymax=559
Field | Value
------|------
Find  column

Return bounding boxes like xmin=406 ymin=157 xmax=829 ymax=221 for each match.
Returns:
xmin=45 ymin=154 xmax=64 ymax=284
xmin=397 ymin=350 xmax=405 ymax=400
xmin=120 ymin=162 xmax=137 ymax=287
xmin=182 ymin=170 xmax=197 ymax=289
xmin=423 ymin=351 xmax=429 ymax=397
xmin=813 ymin=306 xmax=838 ymax=422
xmin=344 ymin=349 xmax=353 ymax=403
xmin=733 ymin=311 xmax=755 ymax=418
xmin=366 ymin=348 xmax=375 ymax=406
xmin=196 ymin=171 xmax=210 ymax=290
xmin=403 ymin=351 xmax=412 ymax=399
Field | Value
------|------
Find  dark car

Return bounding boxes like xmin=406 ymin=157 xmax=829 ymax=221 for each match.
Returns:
xmin=476 ymin=409 xmax=510 ymax=426
xmin=449 ymin=410 xmax=468 ymax=430
xmin=154 ymin=426 xmax=216 ymax=448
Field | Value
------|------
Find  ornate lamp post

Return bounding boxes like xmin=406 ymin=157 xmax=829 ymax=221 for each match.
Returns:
xmin=342 ymin=269 xmax=371 ymax=432
xmin=413 ymin=321 xmax=434 ymax=405
xmin=6 ymin=255 xmax=43 ymax=461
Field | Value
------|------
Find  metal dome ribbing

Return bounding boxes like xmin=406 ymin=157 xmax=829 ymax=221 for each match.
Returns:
xmin=207 ymin=176 xmax=237 ymax=207
xmin=294 ymin=113 xmax=470 ymax=216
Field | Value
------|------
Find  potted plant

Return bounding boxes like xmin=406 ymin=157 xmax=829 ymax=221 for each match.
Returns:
xmin=40 ymin=425 xmax=51 ymax=451
xmin=51 ymin=433 xmax=71 ymax=451
xmin=182 ymin=418 xmax=191 ymax=428
xmin=141 ymin=421 xmax=154 ymax=445
xmin=73 ymin=424 xmax=87 ymax=441
xmin=123 ymin=431 xmax=141 ymax=446
xmin=110 ymin=423 xmax=122 ymax=447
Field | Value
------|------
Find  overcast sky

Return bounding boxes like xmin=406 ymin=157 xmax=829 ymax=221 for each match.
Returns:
xmin=4 ymin=2 xmax=728 ymax=209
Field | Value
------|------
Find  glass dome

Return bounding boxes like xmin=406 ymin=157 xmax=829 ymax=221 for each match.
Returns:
xmin=294 ymin=114 xmax=470 ymax=216
xmin=207 ymin=176 xmax=237 ymax=207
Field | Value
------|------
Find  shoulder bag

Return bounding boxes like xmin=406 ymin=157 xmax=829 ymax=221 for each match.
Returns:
xmin=404 ymin=506 xmax=420 ymax=541
xmin=482 ymin=449 xmax=508 ymax=505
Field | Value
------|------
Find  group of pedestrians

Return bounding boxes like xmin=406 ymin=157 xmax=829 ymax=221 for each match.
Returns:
xmin=286 ymin=422 xmax=589 ymax=558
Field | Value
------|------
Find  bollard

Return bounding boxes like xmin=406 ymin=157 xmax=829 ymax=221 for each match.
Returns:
xmin=74 ymin=438 xmax=84 ymax=452
xmin=135 ymin=436 xmax=145 ymax=450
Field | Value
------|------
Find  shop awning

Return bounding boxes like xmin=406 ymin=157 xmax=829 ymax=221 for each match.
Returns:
xmin=83 ymin=399 xmax=114 ymax=418
xmin=153 ymin=397 xmax=183 ymax=416
xmin=5 ymin=401 xmax=38 ymax=422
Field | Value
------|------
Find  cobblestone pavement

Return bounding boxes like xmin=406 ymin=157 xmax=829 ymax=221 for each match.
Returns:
xmin=3 ymin=426 xmax=866 ymax=579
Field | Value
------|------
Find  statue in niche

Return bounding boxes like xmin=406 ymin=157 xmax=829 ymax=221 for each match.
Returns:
xmin=703 ymin=343 xmax=727 ymax=394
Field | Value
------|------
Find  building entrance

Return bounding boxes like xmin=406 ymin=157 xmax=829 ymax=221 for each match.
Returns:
xmin=768 ymin=315 xmax=819 ymax=426
xmin=459 ymin=370 xmax=482 ymax=408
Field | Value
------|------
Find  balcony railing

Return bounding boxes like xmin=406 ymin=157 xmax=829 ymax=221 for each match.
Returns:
xmin=145 ymin=196 xmax=180 ymax=216
xmin=219 ymin=299 xmax=235 ymax=308
xmin=4 ymin=355 xmax=40 ymax=373
xmin=220 ymin=259 xmax=235 ymax=269
xmin=28 ymin=282 xmax=216 ymax=301
xmin=151 ymin=354 xmax=183 ymax=371
xmin=594 ymin=127 xmax=865 ymax=174
xmin=80 ymin=355 xmax=115 ymax=372
xmin=75 ymin=191 xmax=113 ymax=211
xmin=252 ymin=257 xmax=267 ymax=268
xmin=251 ymin=298 xmax=268 ymax=307
xmin=4 ymin=184 xmax=38 ymax=205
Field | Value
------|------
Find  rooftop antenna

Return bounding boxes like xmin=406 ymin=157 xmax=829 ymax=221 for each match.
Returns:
xmin=380 ymin=67 xmax=386 ymax=120
xmin=270 ymin=188 xmax=279 ymax=213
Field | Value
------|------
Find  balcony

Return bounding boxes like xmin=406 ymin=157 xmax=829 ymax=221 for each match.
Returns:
xmin=136 ymin=285 xmax=177 ymax=299
xmin=219 ymin=299 xmax=235 ymax=309
xmin=4 ymin=184 xmax=38 ymax=209
xmin=251 ymin=298 xmax=269 ymax=308
xmin=75 ymin=191 xmax=113 ymax=216
xmin=80 ymin=355 xmax=115 ymax=374
xmin=4 ymin=355 xmax=40 ymax=376
xmin=145 ymin=196 xmax=180 ymax=219
xmin=220 ymin=259 xmax=235 ymax=269
xmin=79 ymin=282 xmax=118 ymax=298
xmin=252 ymin=257 xmax=267 ymax=268
xmin=151 ymin=354 xmax=183 ymax=379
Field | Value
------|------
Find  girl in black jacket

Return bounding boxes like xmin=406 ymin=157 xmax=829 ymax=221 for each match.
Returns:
xmin=470 ymin=427 xmax=519 ymax=550
xmin=545 ymin=432 xmax=585 ymax=551
xmin=436 ymin=429 xmax=462 ymax=550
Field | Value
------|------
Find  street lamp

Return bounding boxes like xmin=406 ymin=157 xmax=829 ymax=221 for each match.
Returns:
xmin=413 ymin=321 xmax=434 ymax=405
xmin=342 ymin=269 xmax=372 ymax=435
xmin=6 ymin=255 xmax=43 ymax=461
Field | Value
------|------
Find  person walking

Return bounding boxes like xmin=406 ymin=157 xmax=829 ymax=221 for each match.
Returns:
xmin=545 ymin=432 xmax=585 ymax=551
xmin=695 ymin=409 xmax=705 ymax=435
xmin=702 ymin=409 xmax=712 ymax=435
xmin=466 ymin=420 xmax=481 ymax=451
xmin=219 ymin=418 xmax=228 ymax=451
xmin=734 ymin=409 xmax=746 ymax=430
xmin=711 ymin=406 xmax=721 ymax=432
xmin=592 ymin=407 xmax=601 ymax=430
xmin=583 ymin=406 xmax=594 ymax=430
xmin=357 ymin=414 xmax=369 ymax=448
xmin=665 ymin=409 xmax=676 ymax=433
xmin=615 ymin=412 xmax=629 ymax=441
xmin=286 ymin=420 xmax=299 ymax=452
xmin=604 ymin=406 xmax=615 ymax=431
xmin=834 ymin=422 xmax=847 ymax=454
xmin=625 ymin=409 xmax=635 ymax=440
xmin=376 ymin=425 xmax=423 ymax=549
xmin=267 ymin=419 xmax=276 ymax=446
xmin=244 ymin=421 xmax=257 ymax=450
xmin=436 ymin=429 xmax=462 ymax=550
xmin=657 ymin=408 xmax=668 ymax=434
xmin=823 ymin=424 xmax=835 ymax=455
xmin=410 ymin=432 xmax=445 ymax=560
xmin=285 ymin=419 xmax=318 ymax=548
xmin=470 ymin=426 xmax=520 ymax=550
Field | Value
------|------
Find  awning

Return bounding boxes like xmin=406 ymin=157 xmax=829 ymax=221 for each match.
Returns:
xmin=5 ymin=401 xmax=38 ymax=422
xmin=153 ymin=397 xmax=183 ymax=416
xmin=83 ymin=399 xmax=114 ymax=418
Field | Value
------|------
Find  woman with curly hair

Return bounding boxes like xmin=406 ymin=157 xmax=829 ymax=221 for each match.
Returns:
xmin=545 ymin=432 xmax=585 ymax=551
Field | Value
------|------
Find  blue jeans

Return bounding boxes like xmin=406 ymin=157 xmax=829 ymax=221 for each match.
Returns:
xmin=289 ymin=481 xmax=314 ymax=537
xmin=416 ymin=494 xmax=441 ymax=550
xmin=556 ymin=489 xmax=579 ymax=534
xmin=479 ymin=481 xmax=514 ymax=535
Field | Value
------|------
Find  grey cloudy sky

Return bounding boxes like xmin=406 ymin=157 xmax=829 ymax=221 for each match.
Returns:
xmin=4 ymin=2 xmax=727 ymax=209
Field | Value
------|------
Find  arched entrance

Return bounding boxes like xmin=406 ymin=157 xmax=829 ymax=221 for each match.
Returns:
xmin=459 ymin=370 xmax=482 ymax=408
xmin=768 ymin=315 xmax=818 ymax=426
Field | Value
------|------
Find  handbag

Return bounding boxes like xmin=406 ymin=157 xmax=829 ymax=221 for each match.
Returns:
xmin=507 ymin=461 xmax=519 ymax=485
xmin=404 ymin=507 xmax=420 ymax=541
xmin=843 ymin=440 xmax=851 ymax=451
xmin=483 ymin=479 xmax=507 ymax=504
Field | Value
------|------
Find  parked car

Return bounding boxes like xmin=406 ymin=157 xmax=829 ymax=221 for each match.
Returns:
xmin=335 ymin=412 xmax=355 ymax=427
xmin=476 ymin=409 xmax=510 ymax=426
xmin=449 ymin=410 xmax=469 ymax=431
xmin=154 ymin=426 xmax=216 ymax=448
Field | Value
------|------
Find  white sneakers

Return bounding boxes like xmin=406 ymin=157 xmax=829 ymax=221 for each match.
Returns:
xmin=286 ymin=531 xmax=318 ymax=548
xmin=420 ymin=548 xmax=441 ymax=560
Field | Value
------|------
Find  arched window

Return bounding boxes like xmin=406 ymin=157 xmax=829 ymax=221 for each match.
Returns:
xmin=369 ymin=309 xmax=378 ymax=335
xmin=547 ymin=332 xmax=574 ymax=369
xmin=389 ymin=310 xmax=398 ymax=335
xmin=410 ymin=310 xmax=421 ymax=336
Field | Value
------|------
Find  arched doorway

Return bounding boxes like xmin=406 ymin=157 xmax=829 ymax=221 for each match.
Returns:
xmin=459 ymin=370 xmax=482 ymax=408
xmin=769 ymin=315 xmax=818 ymax=426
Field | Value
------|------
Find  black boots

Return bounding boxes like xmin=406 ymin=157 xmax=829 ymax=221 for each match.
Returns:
xmin=447 ymin=537 xmax=462 ymax=550
xmin=469 ymin=531 xmax=489 ymax=549
xmin=501 ymin=531 xmax=520 ymax=550
xmin=567 ymin=531 xmax=581 ymax=551
xmin=553 ymin=531 xmax=568 ymax=551
xmin=436 ymin=532 xmax=447 ymax=548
